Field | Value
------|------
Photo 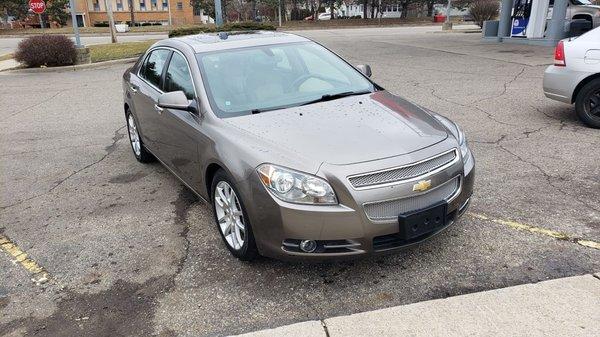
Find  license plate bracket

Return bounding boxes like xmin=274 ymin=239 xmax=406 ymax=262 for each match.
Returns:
xmin=398 ymin=202 xmax=448 ymax=240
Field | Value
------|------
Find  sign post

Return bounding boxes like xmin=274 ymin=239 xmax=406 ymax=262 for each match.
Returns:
xmin=28 ymin=0 xmax=46 ymax=28
xmin=68 ymin=0 xmax=82 ymax=47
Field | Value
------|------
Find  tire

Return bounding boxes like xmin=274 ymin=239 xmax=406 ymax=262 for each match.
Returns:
xmin=575 ymin=78 xmax=600 ymax=129
xmin=211 ymin=169 xmax=258 ymax=261
xmin=126 ymin=109 xmax=154 ymax=163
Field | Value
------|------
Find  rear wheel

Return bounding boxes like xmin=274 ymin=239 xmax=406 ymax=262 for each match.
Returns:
xmin=211 ymin=170 xmax=258 ymax=261
xmin=126 ymin=110 xmax=154 ymax=162
xmin=575 ymin=78 xmax=600 ymax=129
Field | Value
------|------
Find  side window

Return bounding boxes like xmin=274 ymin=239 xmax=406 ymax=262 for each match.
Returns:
xmin=164 ymin=52 xmax=195 ymax=99
xmin=139 ymin=49 xmax=171 ymax=88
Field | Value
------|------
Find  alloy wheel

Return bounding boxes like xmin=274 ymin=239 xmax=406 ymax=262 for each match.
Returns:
xmin=586 ymin=89 xmax=600 ymax=118
xmin=127 ymin=114 xmax=141 ymax=156
xmin=214 ymin=181 xmax=246 ymax=250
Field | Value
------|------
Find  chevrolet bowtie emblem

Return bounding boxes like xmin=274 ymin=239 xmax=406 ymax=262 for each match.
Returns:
xmin=412 ymin=180 xmax=432 ymax=192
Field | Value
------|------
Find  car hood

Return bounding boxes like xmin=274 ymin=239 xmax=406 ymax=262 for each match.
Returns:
xmin=224 ymin=91 xmax=448 ymax=167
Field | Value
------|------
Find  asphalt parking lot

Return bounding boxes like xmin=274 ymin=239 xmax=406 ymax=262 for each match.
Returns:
xmin=1 ymin=27 xmax=599 ymax=337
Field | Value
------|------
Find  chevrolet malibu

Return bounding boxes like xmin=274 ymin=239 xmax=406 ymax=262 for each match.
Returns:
xmin=122 ymin=31 xmax=475 ymax=261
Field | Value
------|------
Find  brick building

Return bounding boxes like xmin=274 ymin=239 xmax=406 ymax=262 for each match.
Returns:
xmin=67 ymin=0 xmax=197 ymax=27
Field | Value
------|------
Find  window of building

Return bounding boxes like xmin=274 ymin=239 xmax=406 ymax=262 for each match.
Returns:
xmin=116 ymin=0 xmax=123 ymax=10
xmin=176 ymin=2 xmax=183 ymax=10
xmin=140 ymin=0 xmax=146 ymax=11
xmin=193 ymin=4 xmax=202 ymax=16
xmin=139 ymin=49 xmax=171 ymax=89
xmin=162 ymin=0 xmax=168 ymax=9
xmin=93 ymin=0 xmax=100 ymax=11
xmin=151 ymin=0 xmax=157 ymax=10
xmin=165 ymin=53 xmax=195 ymax=99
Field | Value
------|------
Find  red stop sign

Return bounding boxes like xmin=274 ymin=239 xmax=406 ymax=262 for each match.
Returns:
xmin=29 ymin=0 xmax=46 ymax=14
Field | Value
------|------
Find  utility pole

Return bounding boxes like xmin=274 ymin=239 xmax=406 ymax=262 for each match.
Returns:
xmin=278 ymin=0 xmax=282 ymax=27
xmin=68 ymin=0 xmax=81 ymax=46
xmin=443 ymin=0 xmax=452 ymax=30
xmin=104 ymin=0 xmax=118 ymax=43
xmin=128 ymin=0 xmax=135 ymax=26
xmin=214 ymin=0 xmax=223 ymax=26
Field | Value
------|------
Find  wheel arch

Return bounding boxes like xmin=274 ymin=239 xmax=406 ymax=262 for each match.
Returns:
xmin=572 ymin=14 xmax=593 ymax=22
xmin=571 ymin=73 xmax=600 ymax=103
xmin=205 ymin=162 xmax=224 ymax=199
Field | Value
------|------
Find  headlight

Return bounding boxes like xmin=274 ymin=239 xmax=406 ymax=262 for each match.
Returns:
xmin=455 ymin=123 xmax=470 ymax=163
xmin=257 ymin=164 xmax=338 ymax=205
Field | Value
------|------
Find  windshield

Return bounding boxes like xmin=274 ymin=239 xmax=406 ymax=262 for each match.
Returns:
xmin=196 ymin=42 xmax=375 ymax=117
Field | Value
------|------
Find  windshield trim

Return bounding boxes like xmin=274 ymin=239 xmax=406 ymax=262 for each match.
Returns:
xmin=195 ymin=41 xmax=380 ymax=118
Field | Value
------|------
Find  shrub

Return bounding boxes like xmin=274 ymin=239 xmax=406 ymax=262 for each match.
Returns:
xmin=169 ymin=21 xmax=276 ymax=38
xmin=15 ymin=35 xmax=77 ymax=68
xmin=470 ymin=0 xmax=499 ymax=28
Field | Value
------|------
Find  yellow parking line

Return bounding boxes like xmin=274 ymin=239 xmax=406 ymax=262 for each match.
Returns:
xmin=468 ymin=212 xmax=600 ymax=250
xmin=0 ymin=234 xmax=49 ymax=285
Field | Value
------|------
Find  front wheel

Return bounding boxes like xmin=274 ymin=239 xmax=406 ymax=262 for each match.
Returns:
xmin=575 ymin=78 xmax=600 ymax=129
xmin=211 ymin=170 xmax=258 ymax=261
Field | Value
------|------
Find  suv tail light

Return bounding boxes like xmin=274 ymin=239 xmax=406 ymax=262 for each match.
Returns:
xmin=554 ymin=40 xmax=566 ymax=67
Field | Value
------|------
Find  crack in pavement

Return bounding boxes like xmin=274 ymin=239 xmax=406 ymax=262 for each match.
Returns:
xmin=171 ymin=187 xmax=197 ymax=278
xmin=497 ymin=144 xmax=600 ymax=213
xmin=0 ymin=125 xmax=126 ymax=211
xmin=7 ymin=90 xmax=65 ymax=119
xmin=320 ymin=319 xmax=331 ymax=337
xmin=421 ymin=84 xmax=519 ymax=127
xmin=470 ymin=67 xmax=526 ymax=105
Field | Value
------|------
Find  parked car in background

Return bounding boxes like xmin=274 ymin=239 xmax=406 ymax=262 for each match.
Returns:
xmin=318 ymin=13 xmax=332 ymax=20
xmin=543 ymin=26 xmax=600 ymax=128
xmin=122 ymin=31 xmax=475 ymax=261
xmin=548 ymin=0 xmax=600 ymax=29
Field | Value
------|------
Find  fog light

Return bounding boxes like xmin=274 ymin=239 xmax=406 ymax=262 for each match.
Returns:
xmin=299 ymin=240 xmax=317 ymax=253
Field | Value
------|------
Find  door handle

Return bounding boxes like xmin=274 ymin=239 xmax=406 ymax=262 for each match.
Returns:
xmin=154 ymin=104 xmax=163 ymax=114
xmin=129 ymin=85 xmax=138 ymax=94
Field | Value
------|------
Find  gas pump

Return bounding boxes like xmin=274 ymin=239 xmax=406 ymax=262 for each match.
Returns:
xmin=512 ymin=0 xmax=533 ymax=37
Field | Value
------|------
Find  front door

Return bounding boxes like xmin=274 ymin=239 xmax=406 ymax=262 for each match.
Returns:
xmin=156 ymin=51 xmax=202 ymax=188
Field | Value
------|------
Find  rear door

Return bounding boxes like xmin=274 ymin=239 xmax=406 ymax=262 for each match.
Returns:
xmin=130 ymin=48 xmax=172 ymax=153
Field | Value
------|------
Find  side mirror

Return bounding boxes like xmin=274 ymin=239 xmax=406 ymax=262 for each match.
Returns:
xmin=157 ymin=91 xmax=197 ymax=114
xmin=356 ymin=64 xmax=372 ymax=78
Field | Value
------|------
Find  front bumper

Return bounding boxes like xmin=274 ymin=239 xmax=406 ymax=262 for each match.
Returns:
xmin=242 ymin=142 xmax=475 ymax=261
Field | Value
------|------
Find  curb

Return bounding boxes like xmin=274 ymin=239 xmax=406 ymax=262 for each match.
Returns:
xmin=3 ymin=57 xmax=138 ymax=73
xmin=234 ymin=274 xmax=600 ymax=337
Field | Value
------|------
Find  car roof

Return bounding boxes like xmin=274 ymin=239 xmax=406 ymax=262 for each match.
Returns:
xmin=167 ymin=31 xmax=311 ymax=53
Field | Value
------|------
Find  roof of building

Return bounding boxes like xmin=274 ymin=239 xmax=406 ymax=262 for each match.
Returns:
xmin=170 ymin=31 xmax=310 ymax=53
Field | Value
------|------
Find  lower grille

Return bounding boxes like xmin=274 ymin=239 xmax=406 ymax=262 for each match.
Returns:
xmin=372 ymin=209 xmax=457 ymax=251
xmin=363 ymin=176 xmax=460 ymax=221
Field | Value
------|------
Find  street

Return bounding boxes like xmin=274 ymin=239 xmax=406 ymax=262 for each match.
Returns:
xmin=1 ymin=27 xmax=599 ymax=336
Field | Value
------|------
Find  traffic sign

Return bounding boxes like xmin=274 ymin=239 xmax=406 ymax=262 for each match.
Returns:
xmin=29 ymin=0 xmax=46 ymax=14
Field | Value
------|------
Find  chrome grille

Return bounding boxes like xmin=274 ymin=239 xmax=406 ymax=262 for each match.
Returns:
xmin=348 ymin=150 xmax=457 ymax=189
xmin=364 ymin=177 xmax=460 ymax=220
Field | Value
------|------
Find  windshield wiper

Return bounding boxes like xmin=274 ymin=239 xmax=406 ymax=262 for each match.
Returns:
xmin=251 ymin=106 xmax=284 ymax=114
xmin=300 ymin=90 xmax=372 ymax=106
